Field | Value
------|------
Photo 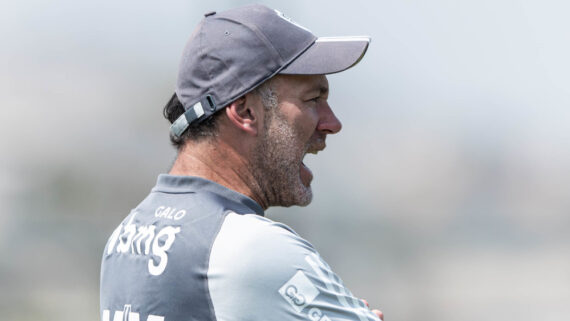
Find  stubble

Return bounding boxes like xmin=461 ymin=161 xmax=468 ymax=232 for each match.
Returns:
xmin=250 ymin=108 xmax=313 ymax=208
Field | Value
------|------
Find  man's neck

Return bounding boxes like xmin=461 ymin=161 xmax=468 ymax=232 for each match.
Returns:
xmin=169 ymin=140 xmax=268 ymax=209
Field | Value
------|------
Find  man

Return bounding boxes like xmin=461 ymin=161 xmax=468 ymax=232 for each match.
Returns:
xmin=100 ymin=4 xmax=382 ymax=321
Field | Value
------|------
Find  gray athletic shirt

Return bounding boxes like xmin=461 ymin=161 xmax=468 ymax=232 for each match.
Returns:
xmin=100 ymin=174 xmax=379 ymax=321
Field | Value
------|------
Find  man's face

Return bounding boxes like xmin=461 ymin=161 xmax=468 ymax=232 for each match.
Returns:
xmin=251 ymin=75 xmax=342 ymax=207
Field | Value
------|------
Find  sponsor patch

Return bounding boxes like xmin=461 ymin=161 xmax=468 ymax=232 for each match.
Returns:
xmin=279 ymin=270 xmax=320 ymax=313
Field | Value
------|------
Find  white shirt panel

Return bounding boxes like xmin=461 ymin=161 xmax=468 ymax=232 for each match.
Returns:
xmin=208 ymin=212 xmax=379 ymax=321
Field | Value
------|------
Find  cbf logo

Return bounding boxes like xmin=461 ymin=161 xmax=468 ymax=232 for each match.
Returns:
xmin=279 ymin=270 xmax=319 ymax=313
xmin=285 ymin=284 xmax=306 ymax=305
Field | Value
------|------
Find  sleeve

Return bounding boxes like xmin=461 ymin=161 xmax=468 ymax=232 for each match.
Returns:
xmin=207 ymin=213 xmax=380 ymax=321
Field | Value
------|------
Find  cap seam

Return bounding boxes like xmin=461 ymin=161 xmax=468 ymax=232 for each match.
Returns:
xmin=238 ymin=19 xmax=285 ymax=62
xmin=197 ymin=22 xmax=214 ymax=105
xmin=193 ymin=17 xmax=250 ymax=111
xmin=215 ymin=38 xmax=317 ymax=109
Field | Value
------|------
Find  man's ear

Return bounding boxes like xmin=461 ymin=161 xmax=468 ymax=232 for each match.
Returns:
xmin=225 ymin=95 xmax=260 ymax=135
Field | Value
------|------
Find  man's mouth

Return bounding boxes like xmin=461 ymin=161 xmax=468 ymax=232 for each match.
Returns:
xmin=300 ymin=136 xmax=326 ymax=187
xmin=300 ymin=147 xmax=323 ymax=187
xmin=300 ymin=158 xmax=313 ymax=187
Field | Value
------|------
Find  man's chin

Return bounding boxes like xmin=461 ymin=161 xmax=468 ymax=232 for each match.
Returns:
xmin=276 ymin=185 xmax=313 ymax=208
xmin=296 ymin=196 xmax=313 ymax=207
xmin=292 ymin=185 xmax=313 ymax=207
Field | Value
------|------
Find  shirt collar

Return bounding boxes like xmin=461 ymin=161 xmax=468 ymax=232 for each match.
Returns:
xmin=152 ymin=174 xmax=265 ymax=216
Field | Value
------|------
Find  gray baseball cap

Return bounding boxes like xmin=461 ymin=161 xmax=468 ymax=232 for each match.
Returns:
xmin=171 ymin=4 xmax=370 ymax=137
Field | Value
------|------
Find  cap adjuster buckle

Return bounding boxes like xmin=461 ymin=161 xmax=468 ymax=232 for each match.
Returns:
xmin=170 ymin=95 xmax=216 ymax=138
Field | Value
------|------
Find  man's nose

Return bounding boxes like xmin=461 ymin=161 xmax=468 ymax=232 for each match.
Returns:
xmin=317 ymin=103 xmax=342 ymax=134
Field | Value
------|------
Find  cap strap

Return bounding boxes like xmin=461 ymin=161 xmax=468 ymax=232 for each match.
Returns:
xmin=170 ymin=101 xmax=204 ymax=138
xmin=169 ymin=94 xmax=217 ymax=138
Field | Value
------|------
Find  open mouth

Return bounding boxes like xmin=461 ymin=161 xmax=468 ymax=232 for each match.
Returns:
xmin=300 ymin=139 xmax=325 ymax=187
xmin=300 ymin=159 xmax=313 ymax=187
xmin=300 ymin=149 xmax=320 ymax=187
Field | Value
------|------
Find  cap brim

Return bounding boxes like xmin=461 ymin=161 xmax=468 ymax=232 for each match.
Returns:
xmin=279 ymin=36 xmax=370 ymax=75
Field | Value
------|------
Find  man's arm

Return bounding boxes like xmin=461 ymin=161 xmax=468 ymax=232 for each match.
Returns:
xmin=207 ymin=213 xmax=381 ymax=321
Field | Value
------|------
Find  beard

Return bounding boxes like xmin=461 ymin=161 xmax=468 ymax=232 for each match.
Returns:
xmin=250 ymin=108 xmax=314 ymax=208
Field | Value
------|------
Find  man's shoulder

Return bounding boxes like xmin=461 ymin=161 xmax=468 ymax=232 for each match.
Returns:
xmin=216 ymin=212 xmax=315 ymax=260
xmin=207 ymin=213 xmax=379 ymax=321
xmin=207 ymin=213 xmax=319 ymax=320
xmin=209 ymin=213 xmax=316 ymax=282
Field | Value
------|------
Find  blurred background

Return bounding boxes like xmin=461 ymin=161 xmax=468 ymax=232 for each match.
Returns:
xmin=1 ymin=0 xmax=569 ymax=320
